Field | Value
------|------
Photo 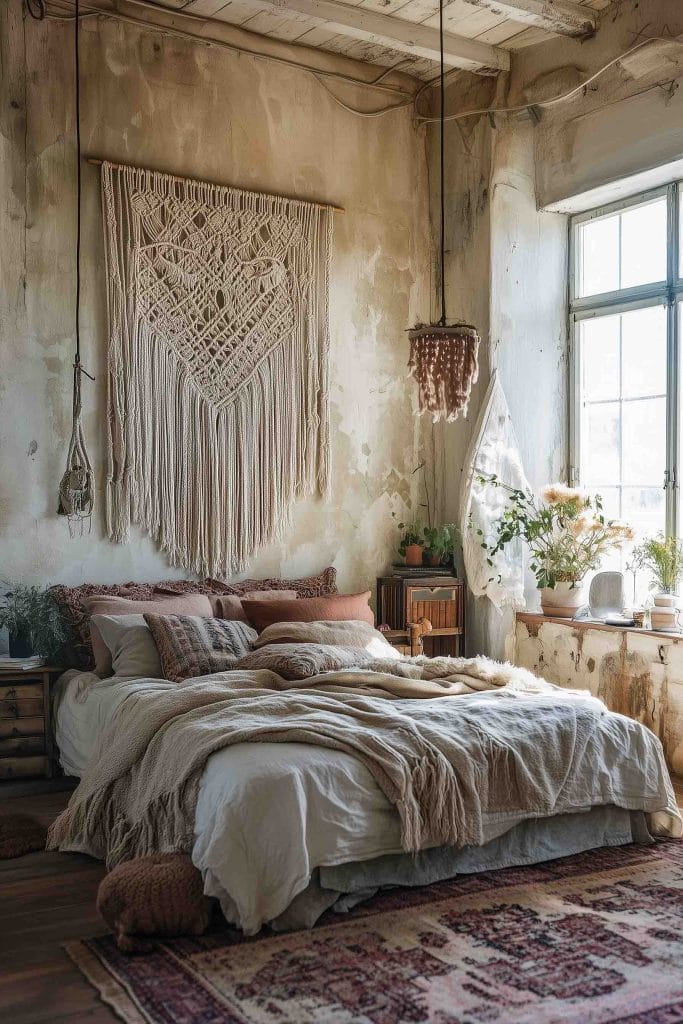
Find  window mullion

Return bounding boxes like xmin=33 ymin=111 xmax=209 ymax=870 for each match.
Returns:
xmin=666 ymin=183 xmax=679 ymax=539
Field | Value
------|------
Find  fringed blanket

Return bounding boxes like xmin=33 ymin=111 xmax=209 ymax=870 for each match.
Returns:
xmin=47 ymin=654 xmax=681 ymax=867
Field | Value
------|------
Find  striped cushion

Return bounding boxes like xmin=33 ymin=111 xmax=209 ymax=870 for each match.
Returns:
xmin=144 ymin=615 xmax=257 ymax=683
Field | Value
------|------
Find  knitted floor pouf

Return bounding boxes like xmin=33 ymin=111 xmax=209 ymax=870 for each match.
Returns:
xmin=97 ymin=853 xmax=213 ymax=953
xmin=0 ymin=813 xmax=47 ymax=859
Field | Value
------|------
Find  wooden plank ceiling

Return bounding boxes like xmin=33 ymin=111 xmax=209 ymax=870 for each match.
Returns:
xmin=151 ymin=0 xmax=611 ymax=79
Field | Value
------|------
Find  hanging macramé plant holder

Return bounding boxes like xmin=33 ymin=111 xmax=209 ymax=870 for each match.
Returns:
xmin=57 ymin=0 xmax=95 ymax=535
xmin=408 ymin=324 xmax=480 ymax=422
xmin=58 ymin=361 xmax=94 ymax=535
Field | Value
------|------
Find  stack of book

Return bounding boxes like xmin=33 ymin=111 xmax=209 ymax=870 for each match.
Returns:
xmin=0 ymin=654 xmax=46 ymax=671
xmin=390 ymin=564 xmax=455 ymax=577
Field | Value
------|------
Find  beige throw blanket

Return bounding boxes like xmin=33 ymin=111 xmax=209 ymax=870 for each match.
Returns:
xmin=48 ymin=656 xmax=681 ymax=867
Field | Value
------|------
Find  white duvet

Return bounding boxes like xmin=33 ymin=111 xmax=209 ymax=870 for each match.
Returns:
xmin=55 ymin=671 xmax=408 ymax=932
xmin=53 ymin=670 xmax=681 ymax=934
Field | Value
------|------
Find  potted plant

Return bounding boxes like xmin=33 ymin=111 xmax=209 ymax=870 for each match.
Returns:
xmin=423 ymin=524 xmax=458 ymax=567
xmin=397 ymin=523 xmax=425 ymax=567
xmin=632 ymin=534 xmax=683 ymax=631
xmin=0 ymin=584 xmax=69 ymax=660
xmin=476 ymin=479 xmax=634 ymax=616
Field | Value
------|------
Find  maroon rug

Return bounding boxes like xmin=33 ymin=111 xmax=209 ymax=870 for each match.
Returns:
xmin=67 ymin=840 xmax=683 ymax=1024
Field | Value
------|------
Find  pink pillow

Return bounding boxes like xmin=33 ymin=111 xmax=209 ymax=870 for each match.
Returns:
xmin=213 ymin=589 xmax=297 ymax=622
xmin=241 ymin=592 xmax=374 ymax=632
xmin=84 ymin=593 xmax=213 ymax=677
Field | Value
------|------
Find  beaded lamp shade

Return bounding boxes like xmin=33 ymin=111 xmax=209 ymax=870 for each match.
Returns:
xmin=407 ymin=0 xmax=479 ymax=423
xmin=408 ymin=324 xmax=480 ymax=423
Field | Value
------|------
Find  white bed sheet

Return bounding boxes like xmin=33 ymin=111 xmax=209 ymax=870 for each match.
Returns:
xmin=54 ymin=671 xmax=411 ymax=933
xmin=52 ymin=670 xmax=675 ymax=935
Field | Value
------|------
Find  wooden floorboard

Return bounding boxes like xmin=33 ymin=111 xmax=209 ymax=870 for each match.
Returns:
xmin=1 ymin=780 xmax=682 ymax=1024
xmin=0 ymin=790 xmax=116 ymax=1024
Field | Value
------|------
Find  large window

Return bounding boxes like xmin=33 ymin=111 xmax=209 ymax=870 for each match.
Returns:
xmin=570 ymin=185 xmax=683 ymax=544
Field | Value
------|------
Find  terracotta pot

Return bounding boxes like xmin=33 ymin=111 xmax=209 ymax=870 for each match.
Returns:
xmin=404 ymin=544 xmax=424 ymax=567
xmin=539 ymin=579 xmax=586 ymax=618
xmin=426 ymin=551 xmax=442 ymax=567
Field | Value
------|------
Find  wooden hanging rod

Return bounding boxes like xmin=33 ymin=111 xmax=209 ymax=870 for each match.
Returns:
xmin=85 ymin=157 xmax=345 ymax=213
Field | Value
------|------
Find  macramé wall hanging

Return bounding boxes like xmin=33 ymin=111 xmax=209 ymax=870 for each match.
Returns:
xmin=100 ymin=160 xmax=333 ymax=577
xmin=407 ymin=0 xmax=480 ymax=423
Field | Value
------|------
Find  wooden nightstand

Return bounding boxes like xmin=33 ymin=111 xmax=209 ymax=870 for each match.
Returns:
xmin=0 ymin=666 xmax=62 ymax=781
xmin=377 ymin=575 xmax=465 ymax=657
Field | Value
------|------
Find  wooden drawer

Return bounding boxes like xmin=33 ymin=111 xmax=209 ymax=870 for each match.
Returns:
xmin=0 ymin=717 xmax=45 ymax=740
xmin=0 ymin=755 xmax=49 ymax=780
xmin=0 ymin=698 xmax=44 ymax=720
xmin=0 ymin=683 xmax=42 ymax=701
xmin=0 ymin=735 xmax=46 ymax=756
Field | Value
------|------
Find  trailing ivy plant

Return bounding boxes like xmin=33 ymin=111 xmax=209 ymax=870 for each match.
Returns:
xmin=475 ymin=478 xmax=634 ymax=590
xmin=0 ymin=584 xmax=69 ymax=659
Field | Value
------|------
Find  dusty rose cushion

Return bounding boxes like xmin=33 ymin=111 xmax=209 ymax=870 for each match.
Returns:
xmin=85 ymin=593 xmax=213 ymax=677
xmin=213 ymin=589 xmax=298 ymax=622
xmin=241 ymin=592 xmax=374 ymax=632
xmin=144 ymin=614 xmax=257 ymax=683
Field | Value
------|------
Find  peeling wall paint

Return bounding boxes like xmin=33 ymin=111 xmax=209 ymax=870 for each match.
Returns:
xmin=426 ymin=81 xmax=567 ymax=658
xmin=0 ymin=0 xmax=431 ymax=595
xmin=515 ymin=619 xmax=683 ymax=774
xmin=508 ymin=0 xmax=683 ymax=208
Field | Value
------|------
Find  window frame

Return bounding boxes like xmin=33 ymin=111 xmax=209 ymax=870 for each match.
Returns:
xmin=568 ymin=182 xmax=683 ymax=539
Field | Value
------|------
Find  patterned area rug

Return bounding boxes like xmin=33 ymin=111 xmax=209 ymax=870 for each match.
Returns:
xmin=67 ymin=840 xmax=683 ymax=1024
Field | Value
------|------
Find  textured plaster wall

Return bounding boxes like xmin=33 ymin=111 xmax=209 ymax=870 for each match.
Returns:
xmin=0 ymin=0 xmax=430 ymax=595
xmin=427 ymin=85 xmax=566 ymax=658
xmin=515 ymin=618 xmax=683 ymax=775
xmin=510 ymin=0 xmax=683 ymax=208
xmin=430 ymin=0 xmax=683 ymax=659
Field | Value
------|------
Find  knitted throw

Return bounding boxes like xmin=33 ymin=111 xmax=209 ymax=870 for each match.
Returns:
xmin=101 ymin=162 xmax=333 ymax=576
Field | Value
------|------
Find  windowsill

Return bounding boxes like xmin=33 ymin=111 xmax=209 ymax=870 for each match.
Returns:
xmin=516 ymin=611 xmax=683 ymax=642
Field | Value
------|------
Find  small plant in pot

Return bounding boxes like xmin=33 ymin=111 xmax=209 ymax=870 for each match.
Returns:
xmin=632 ymin=534 xmax=683 ymax=631
xmin=423 ymin=524 xmax=458 ymax=567
xmin=476 ymin=479 xmax=634 ymax=616
xmin=398 ymin=523 xmax=425 ymax=567
xmin=0 ymin=584 xmax=69 ymax=660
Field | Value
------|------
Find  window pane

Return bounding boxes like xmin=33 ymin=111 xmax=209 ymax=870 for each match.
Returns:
xmin=620 ymin=197 xmax=667 ymax=289
xmin=583 ymin=402 xmax=620 ymax=485
xmin=579 ymin=215 xmax=619 ymax=297
xmin=575 ymin=195 xmax=668 ymax=298
xmin=621 ymin=305 xmax=666 ymax=398
xmin=622 ymin=486 xmax=665 ymax=538
xmin=622 ymin=397 xmax=666 ymax=485
xmin=581 ymin=316 xmax=620 ymax=400
xmin=578 ymin=302 xmax=668 ymax=540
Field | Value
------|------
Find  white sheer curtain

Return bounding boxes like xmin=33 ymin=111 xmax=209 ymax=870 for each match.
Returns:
xmin=459 ymin=371 xmax=530 ymax=613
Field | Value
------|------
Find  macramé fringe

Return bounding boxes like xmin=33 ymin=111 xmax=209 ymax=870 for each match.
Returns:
xmin=101 ymin=161 xmax=333 ymax=577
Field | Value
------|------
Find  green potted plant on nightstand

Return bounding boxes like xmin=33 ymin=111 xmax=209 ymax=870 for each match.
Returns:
xmin=0 ymin=584 xmax=68 ymax=660
xmin=397 ymin=523 xmax=425 ymax=567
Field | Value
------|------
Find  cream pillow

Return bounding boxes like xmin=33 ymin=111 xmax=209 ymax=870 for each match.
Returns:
xmin=91 ymin=614 xmax=163 ymax=679
xmin=85 ymin=592 xmax=213 ymax=677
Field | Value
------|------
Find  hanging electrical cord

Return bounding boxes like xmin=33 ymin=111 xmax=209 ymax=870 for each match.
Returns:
xmin=438 ymin=0 xmax=446 ymax=326
xmin=36 ymin=5 xmax=683 ymax=124
xmin=42 ymin=0 xmax=416 ymax=99
xmin=414 ymin=35 xmax=683 ymax=124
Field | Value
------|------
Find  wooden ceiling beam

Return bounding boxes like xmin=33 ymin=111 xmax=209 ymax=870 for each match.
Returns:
xmin=230 ymin=0 xmax=511 ymax=72
xmin=460 ymin=0 xmax=596 ymax=38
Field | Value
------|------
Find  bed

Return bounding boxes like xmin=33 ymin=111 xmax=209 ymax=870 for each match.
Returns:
xmin=50 ymin=615 xmax=682 ymax=935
